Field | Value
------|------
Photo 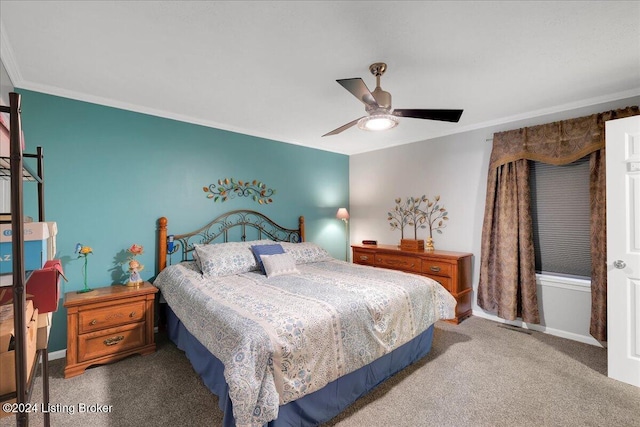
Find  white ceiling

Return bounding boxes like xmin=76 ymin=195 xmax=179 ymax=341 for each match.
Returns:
xmin=1 ymin=1 xmax=639 ymax=155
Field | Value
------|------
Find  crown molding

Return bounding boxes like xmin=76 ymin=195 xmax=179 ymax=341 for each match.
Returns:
xmin=0 ymin=23 xmax=24 ymax=87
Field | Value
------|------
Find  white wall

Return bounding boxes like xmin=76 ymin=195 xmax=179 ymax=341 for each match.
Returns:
xmin=350 ymin=95 xmax=640 ymax=345
xmin=1 ymin=60 xmax=13 ymax=106
xmin=0 ymin=60 xmax=14 ymax=212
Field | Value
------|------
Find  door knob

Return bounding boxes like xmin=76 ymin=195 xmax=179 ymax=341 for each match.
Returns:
xmin=613 ymin=260 xmax=626 ymax=269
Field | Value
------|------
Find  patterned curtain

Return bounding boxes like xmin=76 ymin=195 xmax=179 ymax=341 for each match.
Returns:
xmin=478 ymin=106 xmax=639 ymax=339
xmin=589 ymin=149 xmax=606 ymax=341
xmin=477 ymin=159 xmax=539 ymax=323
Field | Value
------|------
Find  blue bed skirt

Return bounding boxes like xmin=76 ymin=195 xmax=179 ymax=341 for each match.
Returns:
xmin=166 ymin=306 xmax=435 ymax=426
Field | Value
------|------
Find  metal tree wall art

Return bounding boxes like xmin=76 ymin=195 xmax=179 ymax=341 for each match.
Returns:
xmin=388 ymin=195 xmax=449 ymax=240
xmin=203 ymin=178 xmax=276 ymax=204
xmin=388 ymin=197 xmax=412 ymax=239
xmin=420 ymin=195 xmax=449 ymax=238
xmin=407 ymin=196 xmax=429 ymax=239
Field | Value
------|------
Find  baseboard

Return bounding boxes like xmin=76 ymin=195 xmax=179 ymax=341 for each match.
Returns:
xmin=471 ymin=310 xmax=604 ymax=348
xmin=47 ymin=349 xmax=66 ymax=361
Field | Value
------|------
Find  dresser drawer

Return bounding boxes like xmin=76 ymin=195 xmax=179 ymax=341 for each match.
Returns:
xmin=353 ymin=250 xmax=375 ymax=266
xmin=424 ymin=274 xmax=452 ymax=292
xmin=375 ymin=253 xmax=422 ymax=273
xmin=78 ymin=300 xmax=146 ymax=334
xmin=421 ymin=259 xmax=452 ymax=277
xmin=78 ymin=322 xmax=146 ymax=363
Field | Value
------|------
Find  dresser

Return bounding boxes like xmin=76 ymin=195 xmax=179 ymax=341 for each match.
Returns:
xmin=63 ymin=282 xmax=158 ymax=378
xmin=351 ymin=244 xmax=473 ymax=324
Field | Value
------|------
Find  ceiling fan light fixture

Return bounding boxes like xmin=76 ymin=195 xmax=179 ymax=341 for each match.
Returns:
xmin=357 ymin=114 xmax=399 ymax=132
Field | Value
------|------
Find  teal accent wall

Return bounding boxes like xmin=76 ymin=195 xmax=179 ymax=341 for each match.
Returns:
xmin=17 ymin=90 xmax=349 ymax=352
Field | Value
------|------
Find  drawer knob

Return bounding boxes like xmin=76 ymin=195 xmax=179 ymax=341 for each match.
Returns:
xmin=359 ymin=255 xmax=369 ymax=261
xmin=89 ymin=319 xmax=97 ymax=326
xmin=104 ymin=335 xmax=125 ymax=346
xmin=430 ymin=266 xmax=441 ymax=273
xmin=129 ymin=311 xmax=136 ymax=318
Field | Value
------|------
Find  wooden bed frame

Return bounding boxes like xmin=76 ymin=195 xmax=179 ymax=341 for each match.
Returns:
xmin=156 ymin=209 xmax=305 ymax=273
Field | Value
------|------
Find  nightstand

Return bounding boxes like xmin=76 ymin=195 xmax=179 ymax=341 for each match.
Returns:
xmin=63 ymin=282 xmax=158 ymax=378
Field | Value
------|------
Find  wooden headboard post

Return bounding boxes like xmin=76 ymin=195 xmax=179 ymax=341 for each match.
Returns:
xmin=157 ymin=217 xmax=168 ymax=274
xmin=299 ymin=216 xmax=305 ymax=242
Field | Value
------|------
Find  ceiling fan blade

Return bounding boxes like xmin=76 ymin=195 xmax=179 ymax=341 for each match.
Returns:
xmin=393 ymin=109 xmax=463 ymax=123
xmin=336 ymin=78 xmax=379 ymax=108
xmin=322 ymin=117 xmax=363 ymax=137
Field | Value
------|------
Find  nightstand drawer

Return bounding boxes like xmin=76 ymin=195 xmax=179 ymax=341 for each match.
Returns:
xmin=353 ymin=250 xmax=375 ymax=266
xmin=375 ymin=253 xmax=421 ymax=273
xmin=78 ymin=300 xmax=146 ymax=334
xmin=78 ymin=322 xmax=146 ymax=363
xmin=421 ymin=260 xmax=452 ymax=277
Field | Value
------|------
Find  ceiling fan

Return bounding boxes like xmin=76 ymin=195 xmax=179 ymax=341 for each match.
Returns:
xmin=322 ymin=62 xmax=463 ymax=137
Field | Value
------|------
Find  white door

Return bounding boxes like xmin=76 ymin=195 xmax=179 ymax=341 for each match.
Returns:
xmin=606 ymin=115 xmax=640 ymax=388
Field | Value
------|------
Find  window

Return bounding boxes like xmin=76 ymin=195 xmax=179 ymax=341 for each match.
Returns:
xmin=529 ymin=156 xmax=591 ymax=279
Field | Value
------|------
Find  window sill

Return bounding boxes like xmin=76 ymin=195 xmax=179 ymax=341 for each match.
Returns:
xmin=536 ymin=273 xmax=591 ymax=292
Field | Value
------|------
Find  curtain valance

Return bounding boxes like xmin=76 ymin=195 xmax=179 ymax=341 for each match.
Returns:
xmin=489 ymin=106 xmax=639 ymax=169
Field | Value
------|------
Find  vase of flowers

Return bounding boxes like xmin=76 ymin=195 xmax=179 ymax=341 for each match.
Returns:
xmin=75 ymin=243 xmax=94 ymax=293
xmin=126 ymin=244 xmax=144 ymax=287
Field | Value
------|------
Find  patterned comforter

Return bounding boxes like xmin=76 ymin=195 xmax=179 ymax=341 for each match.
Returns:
xmin=154 ymin=259 xmax=456 ymax=426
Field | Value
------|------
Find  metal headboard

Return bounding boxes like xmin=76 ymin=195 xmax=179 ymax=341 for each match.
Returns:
xmin=157 ymin=210 xmax=305 ymax=273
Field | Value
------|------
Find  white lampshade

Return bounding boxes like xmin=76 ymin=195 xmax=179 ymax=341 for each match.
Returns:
xmin=336 ymin=208 xmax=350 ymax=220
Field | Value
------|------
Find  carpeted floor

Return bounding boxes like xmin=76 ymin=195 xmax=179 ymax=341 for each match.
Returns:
xmin=2 ymin=316 xmax=638 ymax=427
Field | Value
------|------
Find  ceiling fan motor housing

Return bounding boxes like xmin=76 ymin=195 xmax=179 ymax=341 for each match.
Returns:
xmin=369 ymin=62 xmax=392 ymax=111
xmin=369 ymin=88 xmax=392 ymax=111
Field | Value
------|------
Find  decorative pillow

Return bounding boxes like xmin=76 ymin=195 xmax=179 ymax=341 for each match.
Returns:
xmin=194 ymin=244 xmax=259 ymax=277
xmin=279 ymin=242 xmax=332 ymax=264
xmin=261 ymin=253 xmax=300 ymax=278
xmin=251 ymin=244 xmax=285 ymax=274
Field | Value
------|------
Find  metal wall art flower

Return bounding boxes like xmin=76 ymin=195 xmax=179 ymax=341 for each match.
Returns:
xmin=203 ymin=178 xmax=276 ymax=204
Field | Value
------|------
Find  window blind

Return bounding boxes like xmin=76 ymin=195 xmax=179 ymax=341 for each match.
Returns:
xmin=530 ymin=156 xmax=591 ymax=279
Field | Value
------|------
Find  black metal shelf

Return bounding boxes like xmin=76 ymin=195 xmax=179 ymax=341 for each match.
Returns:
xmin=0 ymin=92 xmax=49 ymax=426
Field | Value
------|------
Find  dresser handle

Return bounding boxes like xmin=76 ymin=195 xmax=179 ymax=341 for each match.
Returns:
xmin=129 ymin=311 xmax=136 ymax=317
xmin=430 ymin=266 xmax=441 ymax=272
xmin=104 ymin=335 xmax=125 ymax=346
xmin=359 ymin=255 xmax=369 ymax=261
xmin=89 ymin=319 xmax=97 ymax=326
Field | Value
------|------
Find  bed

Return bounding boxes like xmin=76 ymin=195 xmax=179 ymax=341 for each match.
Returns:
xmin=153 ymin=210 xmax=456 ymax=426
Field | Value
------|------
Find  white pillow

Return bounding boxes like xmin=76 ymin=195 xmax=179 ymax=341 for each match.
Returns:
xmin=279 ymin=242 xmax=332 ymax=264
xmin=260 ymin=253 xmax=300 ymax=278
xmin=193 ymin=240 xmax=274 ymax=276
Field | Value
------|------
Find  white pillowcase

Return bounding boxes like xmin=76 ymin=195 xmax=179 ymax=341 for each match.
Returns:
xmin=194 ymin=240 xmax=273 ymax=277
xmin=191 ymin=240 xmax=330 ymax=277
xmin=279 ymin=242 xmax=332 ymax=264
xmin=260 ymin=253 xmax=300 ymax=278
